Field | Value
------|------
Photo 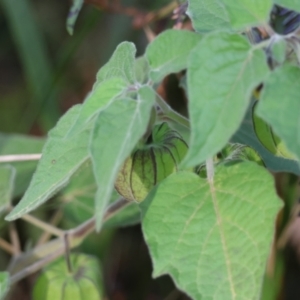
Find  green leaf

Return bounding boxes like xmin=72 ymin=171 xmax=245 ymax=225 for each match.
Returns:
xmin=66 ymin=0 xmax=84 ymax=35
xmin=220 ymin=0 xmax=272 ymax=29
xmin=67 ymin=77 xmax=127 ymax=136
xmin=96 ymin=42 xmax=136 ymax=85
xmin=146 ymin=29 xmax=202 ymax=83
xmin=6 ymin=105 xmax=92 ymax=221
xmin=232 ymin=101 xmax=300 ymax=175
xmin=90 ymin=86 xmax=155 ymax=229
xmin=257 ymin=64 xmax=300 ymax=161
xmin=141 ymin=162 xmax=282 ymax=300
xmin=187 ymin=0 xmax=231 ymax=33
xmin=182 ymin=32 xmax=269 ymax=168
xmin=252 ymin=102 xmax=280 ymax=156
xmin=0 ymin=165 xmax=15 ymax=213
xmin=253 ymin=102 xmax=296 ymax=160
xmin=134 ymin=56 xmax=150 ymax=84
xmin=274 ymin=0 xmax=300 ymax=13
xmin=0 ymin=133 xmax=45 ymax=196
xmin=0 ymin=272 xmax=9 ymax=300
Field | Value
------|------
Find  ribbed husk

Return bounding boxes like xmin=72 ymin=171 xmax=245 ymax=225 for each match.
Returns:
xmin=115 ymin=123 xmax=188 ymax=202
xmin=32 ymin=254 xmax=103 ymax=300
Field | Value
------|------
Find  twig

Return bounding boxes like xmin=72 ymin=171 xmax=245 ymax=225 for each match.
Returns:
xmin=0 ymin=154 xmax=41 ymax=163
xmin=21 ymin=214 xmax=64 ymax=237
xmin=143 ymin=25 xmax=156 ymax=42
xmin=9 ymin=198 xmax=130 ymax=284
xmin=10 ymin=248 xmax=63 ymax=284
xmin=64 ymin=233 xmax=72 ymax=273
xmin=147 ymin=1 xmax=178 ymax=24
xmin=36 ymin=210 xmax=63 ymax=246
xmin=0 ymin=238 xmax=15 ymax=255
xmin=9 ymin=223 xmax=21 ymax=256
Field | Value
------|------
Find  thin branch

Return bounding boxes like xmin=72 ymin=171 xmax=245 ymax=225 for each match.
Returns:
xmin=9 ymin=198 xmax=130 ymax=284
xmin=0 ymin=154 xmax=41 ymax=163
xmin=143 ymin=25 xmax=156 ymax=42
xmin=36 ymin=210 xmax=63 ymax=246
xmin=0 ymin=238 xmax=15 ymax=255
xmin=10 ymin=249 xmax=63 ymax=284
xmin=144 ymin=1 xmax=178 ymax=25
xmin=64 ymin=234 xmax=73 ymax=273
xmin=21 ymin=214 xmax=64 ymax=237
xmin=9 ymin=223 xmax=21 ymax=256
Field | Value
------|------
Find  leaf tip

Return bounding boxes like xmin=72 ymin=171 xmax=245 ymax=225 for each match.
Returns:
xmin=4 ymin=211 xmax=16 ymax=222
xmin=5 ymin=202 xmax=31 ymax=221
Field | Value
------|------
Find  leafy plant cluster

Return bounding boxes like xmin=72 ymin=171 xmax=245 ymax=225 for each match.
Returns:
xmin=1 ymin=0 xmax=300 ymax=299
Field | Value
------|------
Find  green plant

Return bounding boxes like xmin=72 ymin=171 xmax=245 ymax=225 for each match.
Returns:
xmin=1 ymin=0 xmax=300 ymax=299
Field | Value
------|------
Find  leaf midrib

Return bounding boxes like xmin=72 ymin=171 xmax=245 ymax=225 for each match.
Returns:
xmin=209 ymin=179 xmax=236 ymax=299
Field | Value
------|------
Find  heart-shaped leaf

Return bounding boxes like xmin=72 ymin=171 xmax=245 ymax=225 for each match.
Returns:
xmin=182 ymin=32 xmax=269 ymax=168
xmin=141 ymin=162 xmax=282 ymax=300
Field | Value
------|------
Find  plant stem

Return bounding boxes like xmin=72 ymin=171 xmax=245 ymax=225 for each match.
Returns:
xmin=155 ymin=93 xmax=190 ymax=129
xmin=36 ymin=210 xmax=63 ymax=246
xmin=9 ymin=223 xmax=21 ymax=256
xmin=64 ymin=233 xmax=73 ymax=273
xmin=9 ymin=198 xmax=130 ymax=284
xmin=0 ymin=154 xmax=41 ymax=163
xmin=206 ymin=158 xmax=214 ymax=183
xmin=0 ymin=238 xmax=15 ymax=255
xmin=144 ymin=25 xmax=156 ymax=42
xmin=10 ymin=249 xmax=63 ymax=284
xmin=21 ymin=214 xmax=64 ymax=237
